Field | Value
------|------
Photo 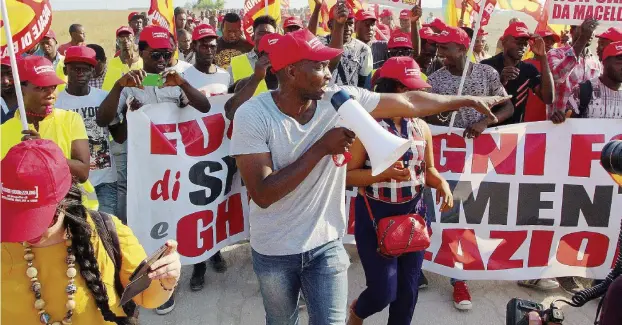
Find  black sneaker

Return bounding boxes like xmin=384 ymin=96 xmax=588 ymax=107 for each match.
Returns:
xmin=190 ymin=262 xmax=206 ymax=291
xmin=557 ymin=277 xmax=583 ymax=294
xmin=418 ymin=271 xmax=429 ymax=289
xmin=210 ymin=251 xmax=228 ymax=273
xmin=155 ymin=295 xmax=175 ymax=315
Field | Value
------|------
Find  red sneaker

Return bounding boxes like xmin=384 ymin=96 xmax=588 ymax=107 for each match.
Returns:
xmin=453 ymin=281 xmax=472 ymax=310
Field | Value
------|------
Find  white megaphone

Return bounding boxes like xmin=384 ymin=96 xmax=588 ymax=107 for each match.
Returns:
xmin=330 ymin=90 xmax=412 ymax=176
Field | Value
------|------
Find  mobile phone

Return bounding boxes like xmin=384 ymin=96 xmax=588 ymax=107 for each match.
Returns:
xmin=506 ymin=298 xmax=544 ymax=325
xmin=142 ymin=73 xmax=163 ymax=87
xmin=119 ymin=244 xmax=169 ymax=306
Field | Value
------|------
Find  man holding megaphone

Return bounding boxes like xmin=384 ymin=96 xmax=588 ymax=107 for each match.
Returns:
xmin=229 ymin=29 xmax=510 ymax=325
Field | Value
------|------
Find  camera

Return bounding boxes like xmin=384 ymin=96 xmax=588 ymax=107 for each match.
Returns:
xmin=506 ymin=298 xmax=564 ymax=325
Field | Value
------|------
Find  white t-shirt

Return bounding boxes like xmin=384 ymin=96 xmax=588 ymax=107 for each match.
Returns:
xmin=230 ymin=85 xmax=380 ymax=255
xmin=169 ymin=60 xmax=193 ymax=74
xmin=182 ymin=65 xmax=231 ymax=96
xmin=55 ymin=87 xmax=117 ymax=186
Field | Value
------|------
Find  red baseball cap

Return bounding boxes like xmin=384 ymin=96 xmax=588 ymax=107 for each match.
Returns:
xmin=329 ymin=3 xmax=355 ymax=20
xmin=283 ymin=16 xmax=304 ymax=28
xmin=64 ymin=46 xmax=98 ymax=67
xmin=419 ymin=27 xmax=439 ymax=42
xmin=379 ymin=9 xmax=392 ymax=18
xmin=1 ymin=57 xmax=11 ymax=67
xmin=423 ymin=18 xmax=446 ymax=31
xmin=503 ymin=21 xmax=532 ymax=39
xmin=139 ymin=25 xmax=172 ymax=50
xmin=128 ymin=11 xmax=145 ymax=22
xmin=376 ymin=56 xmax=430 ymax=90
xmin=258 ymin=33 xmax=282 ymax=54
xmin=478 ymin=29 xmax=488 ymax=37
xmin=116 ymin=26 xmax=134 ymax=36
xmin=43 ymin=30 xmax=56 ymax=40
xmin=399 ymin=9 xmax=410 ymax=19
xmin=435 ymin=26 xmax=470 ymax=48
xmin=18 ymin=56 xmax=65 ymax=87
xmin=192 ymin=24 xmax=217 ymax=41
xmin=268 ymin=29 xmax=343 ymax=72
xmin=602 ymin=41 xmax=622 ymax=61
xmin=1 ymin=140 xmax=72 ymax=243
xmin=597 ymin=27 xmax=622 ymax=42
xmin=536 ymin=29 xmax=561 ymax=43
xmin=355 ymin=9 xmax=376 ymax=22
xmin=388 ymin=32 xmax=413 ymax=49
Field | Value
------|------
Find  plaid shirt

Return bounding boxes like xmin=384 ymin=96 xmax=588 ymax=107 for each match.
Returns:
xmin=88 ymin=66 xmax=107 ymax=89
xmin=365 ymin=118 xmax=426 ymax=204
xmin=547 ymin=45 xmax=601 ymax=115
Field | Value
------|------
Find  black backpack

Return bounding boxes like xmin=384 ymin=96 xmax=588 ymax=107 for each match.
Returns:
xmin=576 ymin=80 xmax=594 ymax=118
xmin=90 ymin=210 xmax=139 ymax=325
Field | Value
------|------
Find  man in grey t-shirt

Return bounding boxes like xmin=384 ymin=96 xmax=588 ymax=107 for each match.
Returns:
xmin=230 ymin=29 xmax=508 ymax=325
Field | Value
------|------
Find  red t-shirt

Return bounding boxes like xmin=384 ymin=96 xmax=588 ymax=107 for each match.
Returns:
xmin=57 ymin=42 xmax=85 ymax=55
xmin=523 ymin=58 xmax=548 ymax=122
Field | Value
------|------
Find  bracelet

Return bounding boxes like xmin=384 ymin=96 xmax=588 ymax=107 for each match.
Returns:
xmin=159 ymin=279 xmax=177 ymax=292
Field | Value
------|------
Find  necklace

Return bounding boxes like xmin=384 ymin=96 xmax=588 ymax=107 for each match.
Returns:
xmin=23 ymin=232 xmax=77 ymax=325
xmin=26 ymin=106 xmax=53 ymax=118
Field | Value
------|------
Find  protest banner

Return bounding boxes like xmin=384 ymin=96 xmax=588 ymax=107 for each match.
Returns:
xmin=548 ymin=0 xmax=622 ymax=26
xmin=1 ymin=0 xmax=53 ymax=59
xmin=366 ymin=0 xmax=417 ymax=10
xmin=128 ymin=102 xmax=622 ymax=280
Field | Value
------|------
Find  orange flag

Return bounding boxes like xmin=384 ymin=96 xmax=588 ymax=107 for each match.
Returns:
xmin=148 ymin=0 xmax=175 ymax=35
xmin=1 ymin=0 xmax=53 ymax=59
xmin=243 ymin=0 xmax=281 ymax=44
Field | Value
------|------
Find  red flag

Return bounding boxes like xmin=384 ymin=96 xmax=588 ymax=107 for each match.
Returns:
xmin=243 ymin=0 xmax=281 ymax=44
xmin=1 ymin=0 xmax=53 ymax=59
xmin=466 ymin=0 xmax=497 ymax=28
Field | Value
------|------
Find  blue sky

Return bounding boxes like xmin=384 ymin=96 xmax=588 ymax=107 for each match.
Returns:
xmin=50 ymin=0 xmax=441 ymax=11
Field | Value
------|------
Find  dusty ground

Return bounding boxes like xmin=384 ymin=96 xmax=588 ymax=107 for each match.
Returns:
xmin=139 ymin=243 xmax=598 ymax=325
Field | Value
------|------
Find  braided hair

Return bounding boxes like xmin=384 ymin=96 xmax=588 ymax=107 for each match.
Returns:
xmin=60 ymin=183 xmax=119 ymax=322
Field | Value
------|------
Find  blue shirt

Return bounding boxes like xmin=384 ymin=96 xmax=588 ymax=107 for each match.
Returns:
xmin=1 ymin=97 xmax=16 ymax=124
xmin=33 ymin=49 xmax=63 ymax=69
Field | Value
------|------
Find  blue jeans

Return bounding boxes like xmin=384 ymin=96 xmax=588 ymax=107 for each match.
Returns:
xmin=111 ymin=141 xmax=127 ymax=224
xmin=252 ymin=240 xmax=350 ymax=325
xmin=353 ymin=195 xmax=424 ymax=325
xmin=95 ymin=182 xmax=118 ymax=215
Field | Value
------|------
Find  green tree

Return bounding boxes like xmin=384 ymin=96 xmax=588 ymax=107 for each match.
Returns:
xmin=194 ymin=0 xmax=225 ymax=11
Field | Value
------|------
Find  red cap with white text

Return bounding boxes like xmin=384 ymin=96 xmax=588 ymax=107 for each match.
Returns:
xmin=139 ymin=25 xmax=172 ymax=50
xmin=192 ymin=24 xmax=217 ymax=41
xmin=419 ymin=27 xmax=439 ymax=42
xmin=435 ymin=26 xmax=470 ymax=48
xmin=376 ymin=56 xmax=430 ymax=90
xmin=503 ymin=21 xmax=532 ymax=39
xmin=1 ymin=140 xmax=72 ymax=243
xmin=602 ymin=41 xmax=622 ymax=61
xmin=64 ymin=46 xmax=98 ymax=67
xmin=399 ymin=9 xmax=410 ymax=19
xmin=355 ymin=9 xmax=376 ymax=21
xmin=258 ymin=33 xmax=282 ymax=54
xmin=536 ymin=29 xmax=561 ymax=43
xmin=18 ymin=56 xmax=65 ymax=87
xmin=388 ymin=32 xmax=413 ymax=49
xmin=597 ymin=27 xmax=622 ymax=42
xmin=283 ymin=16 xmax=304 ymax=28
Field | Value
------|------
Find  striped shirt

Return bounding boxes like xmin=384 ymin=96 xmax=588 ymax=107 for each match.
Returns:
xmin=567 ymin=77 xmax=622 ymax=119
xmin=364 ymin=118 xmax=426 ymax=204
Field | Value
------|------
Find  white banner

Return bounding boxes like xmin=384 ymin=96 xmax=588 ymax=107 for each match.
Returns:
xmin=366 ymin=0 xmax=415 ymax=10
xmin=548 ymin=0 xmax=622 ymax=26
xmin=128 ymin=101 xmax=622 ymax=280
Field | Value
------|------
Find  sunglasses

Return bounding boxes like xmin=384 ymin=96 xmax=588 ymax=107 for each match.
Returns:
xmin=150 ymin=51 xmax=173 ymax=61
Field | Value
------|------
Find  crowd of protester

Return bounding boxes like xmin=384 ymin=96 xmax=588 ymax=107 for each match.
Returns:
xmin=1 ymin=3 xmax=622 ymax=325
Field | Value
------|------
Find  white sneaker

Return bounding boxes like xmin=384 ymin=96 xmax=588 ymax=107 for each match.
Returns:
xmin=518 ymin=279 xmax=560 ymax=290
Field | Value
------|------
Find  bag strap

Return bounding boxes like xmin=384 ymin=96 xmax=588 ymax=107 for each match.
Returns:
xmin=337 ymin=62 xmax=349 ymax=85
xmin=362 ymin=195 xmax=378 ymax=229
xmin=90 ymin=210 xmax=138 ymax=320
xmin=578 ymin=80 xmax=593 ymax=117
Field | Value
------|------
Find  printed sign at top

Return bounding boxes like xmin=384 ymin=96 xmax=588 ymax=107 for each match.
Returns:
xmin=1 ymin=0 xmax=53 ymax=59
xmin=367 ymin=0 xmax=417 ymax=10
xmin=548 ymin=0 xmax=622 ymax=26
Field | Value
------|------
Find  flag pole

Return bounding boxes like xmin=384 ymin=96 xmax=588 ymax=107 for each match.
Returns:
xmin=1 ymin=0 xmax=28 ymax=131
xmin=447 ymin=0 xmax=488 ymax=134
xmin=264 ymin=0 xmax=269 ymax=15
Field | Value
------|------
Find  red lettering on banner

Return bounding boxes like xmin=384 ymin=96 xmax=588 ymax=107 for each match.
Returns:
xmin=178 ymin=114 xmax=225 ymax=156
xmin=528 ymin=230 xmax=555 ymax=267
xmin=553 ymin=4 xmax=571 ymax=19
xmin=574 ymin=4 xmax=587 ymax=18
xmin=434 ymin=229 xmax=485 ymax=270
xmin=568 ymin=134 xmax=605 ymax=177
xmin=523 ymin=134 xmax=546 ymax=176
xmin=586 ymin=4 xmax=595 ymax=18
xmin=557 ymin=231 xmax=609 ymax=267
xmin=216 ymin=194 xmax=245 ymax=243
xmin=472 ymin=134 xmax=518 ymax=175
xmin=177 ymin=210 xmax=215 ymax=257
xmin=433 ymin=134 xmax=466 ymax=173
xmin=150 ymin=123 xmax=177 ymax=155
xmin=487 ymin=231 xmax=527 ymax=270
xmin=595 ymin=5 xmax=604 ymax=19
xmin=424 ymin=251 xmax=433 ymax=261
xmin=150 ymin=169 xmax=181 ymax=201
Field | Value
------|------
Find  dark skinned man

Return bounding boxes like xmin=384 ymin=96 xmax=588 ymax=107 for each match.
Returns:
xmin=1 ymin=59 xmax=18 ymax=124
xmin=215 ymin=12 xmax=253 ymax=69
xmin=95 ymin=27 xmax=211 ymax=316
xmin=56 ymin=46 xmax=118 ymax=216
xmin=230 ymin=28 xmax=509 ymax=325
xmin=283 ymin=16 xmax=304 ymax=34
xmin=128 ymin=12 xmax=145 ymax=43
xmin=228 ymin=15 xmax=277 ymax=95
xmin=523 ymin=29 xmax=561 ymax=122
xmin=596 ymin=27 xmax=622 ymax=62
xmin=549 ymin=18 xmax=601 ymax=125
xmin=58 ymin=24 xmax=86 ymax=55
xmin=182 ymin=24 xmax=232 ymax=291
xmin=481 ymin=21 xmax=554 ymax=124
xmin=354 ymin=9 xmax=387 ymax=70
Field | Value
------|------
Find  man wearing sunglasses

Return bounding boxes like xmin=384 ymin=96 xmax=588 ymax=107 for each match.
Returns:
xmin=96 ymin=25 xmax=211 ymax=316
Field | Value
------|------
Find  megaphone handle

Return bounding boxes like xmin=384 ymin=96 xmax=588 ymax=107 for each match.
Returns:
xmin=332 ymin=151 xmax=352 ymax=167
